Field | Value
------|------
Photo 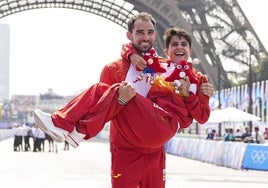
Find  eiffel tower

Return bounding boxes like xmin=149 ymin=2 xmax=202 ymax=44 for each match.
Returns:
xmin=0 ymin=0 xmax=267 ymax=90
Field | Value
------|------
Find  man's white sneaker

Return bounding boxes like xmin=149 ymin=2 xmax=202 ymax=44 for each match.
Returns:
xmin=65 ymin=128 xmax=86 ymax=148
xmin=34 ymin=109 xmax=68 ymax=142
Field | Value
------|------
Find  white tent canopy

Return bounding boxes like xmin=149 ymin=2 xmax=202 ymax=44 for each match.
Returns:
xmin=207 ymin=107 xmax=261 ymax=123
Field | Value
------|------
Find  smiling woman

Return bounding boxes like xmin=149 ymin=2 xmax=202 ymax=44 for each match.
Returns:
xmin=0 ymin=8 xmax=127 ymax=97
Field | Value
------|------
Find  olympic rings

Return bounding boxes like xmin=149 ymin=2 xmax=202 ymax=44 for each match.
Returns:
xmin=250 ymin=150 xmax=268 ymax=164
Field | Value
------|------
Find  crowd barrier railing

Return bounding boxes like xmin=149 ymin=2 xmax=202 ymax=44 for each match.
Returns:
xmin=0 ymin=129 xmax=14 ymax=142
xmin=165 ymin=136 xmax=268 ymax=171
xmin=2 ymin=127 xmax=268 ymax=171
xmin=242 ymin=144 xmax=268 ymax=171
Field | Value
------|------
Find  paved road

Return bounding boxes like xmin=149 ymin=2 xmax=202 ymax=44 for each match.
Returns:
xmin=1 ymin=137 xmax=268 ymax=188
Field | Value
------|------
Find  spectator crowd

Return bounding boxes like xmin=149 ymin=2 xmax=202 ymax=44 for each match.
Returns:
xmin=206 ymin=126 xmax=268 ymax=144
xmin=12 ymin=123 xmax=69 ymax=152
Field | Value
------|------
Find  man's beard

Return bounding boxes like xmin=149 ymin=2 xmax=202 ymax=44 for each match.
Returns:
xmin=133 ymin=43 xmax=153 ymax=53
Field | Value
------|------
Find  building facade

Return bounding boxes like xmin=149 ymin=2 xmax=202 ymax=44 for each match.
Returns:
xmin=0 ymin=24 xmax=10 ymax=101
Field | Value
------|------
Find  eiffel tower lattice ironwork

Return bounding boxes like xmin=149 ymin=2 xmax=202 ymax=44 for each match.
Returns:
xmin=0 ymin=0 xmax=267 ymax=90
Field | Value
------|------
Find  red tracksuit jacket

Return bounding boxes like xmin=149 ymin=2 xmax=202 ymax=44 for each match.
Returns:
xmin=99 ymin=53 xmax=209 ymax=149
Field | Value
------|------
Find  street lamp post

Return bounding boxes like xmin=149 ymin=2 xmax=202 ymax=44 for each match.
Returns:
xmin=218 ymin=65 xmax=221 ymax=108
xmin=247 ymin=41 xmax=253 ymax=132
xmin=215 ymin=50 xmax=222 ymax=109
xmin=215 ymin=50 xmax=222 ymax=137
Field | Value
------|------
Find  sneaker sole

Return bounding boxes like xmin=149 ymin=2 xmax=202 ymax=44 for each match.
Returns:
xmin=34 ymin=111 xmax=65 ymax=142
xmin=65 ymin=135 xmax=79 ymax=148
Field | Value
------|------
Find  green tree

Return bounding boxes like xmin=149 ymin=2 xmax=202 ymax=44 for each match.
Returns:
xmin=255 ymin=56 xmax=268 ymax=82
xmin=237 ymin=56 xmax=268 ymax=85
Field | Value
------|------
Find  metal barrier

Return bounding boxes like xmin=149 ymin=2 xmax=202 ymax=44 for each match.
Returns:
xmin=243 ymin=144 xmax=268 ymax=171
xmin=0 ymin=129 xmax=14 ymax=142
xmin=165 ymin=137 xmax=268 ymax=170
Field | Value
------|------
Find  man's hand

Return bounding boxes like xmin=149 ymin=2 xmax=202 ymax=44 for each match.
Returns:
xmin=130 ymin=54 xmax=147 ymax=70
xmin=118 ymin=81 xmax=136 ymax=103
xmin=199 ymin=83 xmax=215 ymax=98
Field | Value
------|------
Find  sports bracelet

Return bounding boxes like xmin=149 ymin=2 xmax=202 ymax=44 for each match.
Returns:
xmin=117 ymin=96 xmax=128 ymax=106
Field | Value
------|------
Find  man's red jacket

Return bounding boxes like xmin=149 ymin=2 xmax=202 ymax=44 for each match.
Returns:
xmin=99 ymin=53 xmax=208 ymax=149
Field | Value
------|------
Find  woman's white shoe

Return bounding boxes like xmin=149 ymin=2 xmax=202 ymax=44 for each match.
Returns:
xmin=34 ymin=109 xmax=68 ymax=142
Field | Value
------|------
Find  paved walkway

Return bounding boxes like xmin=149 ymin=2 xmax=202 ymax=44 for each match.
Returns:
xmin=1 ymin=137 xmax=268 ymax=188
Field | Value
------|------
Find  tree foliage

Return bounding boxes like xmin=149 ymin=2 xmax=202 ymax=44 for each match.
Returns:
xmin=235 ymin=56 xmax=268 ymax=86
xmin=255 ymin=56 xmax=268 ymax=82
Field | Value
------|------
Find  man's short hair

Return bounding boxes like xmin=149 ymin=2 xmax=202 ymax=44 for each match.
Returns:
xmin=127 ymin=12 xmax=156 ymax=33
